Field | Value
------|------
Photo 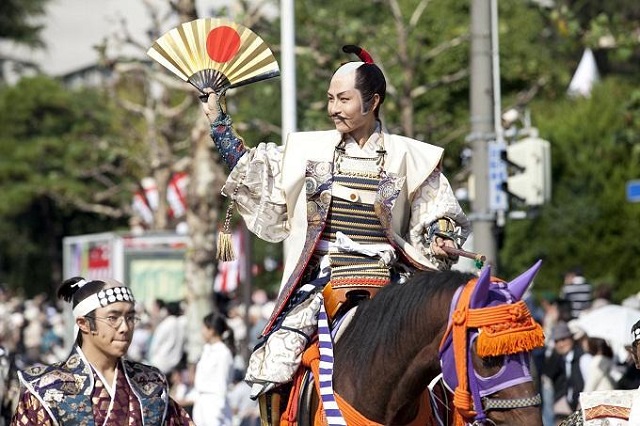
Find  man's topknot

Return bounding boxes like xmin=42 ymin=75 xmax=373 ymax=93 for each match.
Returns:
xmin=342 ymin=45 xmax=374 ymax=64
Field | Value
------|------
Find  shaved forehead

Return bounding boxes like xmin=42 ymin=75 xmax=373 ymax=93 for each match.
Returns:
xmin=328 ymin=69 xmax=358 ymax=94
xmin=334 ymin=61 xmax=363 ymax=77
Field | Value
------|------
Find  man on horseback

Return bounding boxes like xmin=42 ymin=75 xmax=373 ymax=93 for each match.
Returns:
xmin=202 ymin=45 xmax=470 ymax=424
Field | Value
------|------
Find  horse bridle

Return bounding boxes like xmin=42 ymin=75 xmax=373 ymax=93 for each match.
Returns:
xmin=467 ymin=394 xmax=544 ymax=426
xmin=482 ymin=394 xmax=542 ymax=411
xmin=462 ymin=335 xmax=542 ymax=424
xmin=430 ymin=368 xmax=541 ymax=426
xmin=438 ymin=279 xmax=544 ymax=425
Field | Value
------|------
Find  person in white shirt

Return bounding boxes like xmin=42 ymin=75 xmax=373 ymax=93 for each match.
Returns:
xmin=147 ymin=300 xmax=186 ymax=375
xmin=581 ymin=337 xmax=615 ymax=393
xmin=192 ymin=312 xmax=235 ymax=426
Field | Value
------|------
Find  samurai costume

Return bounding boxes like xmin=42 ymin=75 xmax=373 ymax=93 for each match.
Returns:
xmin=211 ymin=106 xmax=470 ymax=395
xmin=11 ymin=346 xmax=193 ymax=425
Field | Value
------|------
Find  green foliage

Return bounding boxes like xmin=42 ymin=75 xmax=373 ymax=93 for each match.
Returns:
xmin=0 ymin=0 xmax=48 ymax=47
xmin=286 ymin=0 xmax=562 ymax=168
xmin=292 ymin=0 xmax=472 ymax=139
xmin=0 ymin=77 xmax=139 ymax=213
xmin=500 ymin=79 xmax=640 ymax=301
xmin=0 ymin=76 xmax=133 ymax=294
xmin=547 ymin=1 xmax=640 ymax=74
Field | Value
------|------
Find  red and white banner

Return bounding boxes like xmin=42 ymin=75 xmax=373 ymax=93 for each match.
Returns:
xmin=132 ymin=192 xmax=154 ymax=224
xmin=167 ymin=172 xmax=188 ymax=219
xmin=87 ymin=243 xmax=111 ymax=279
xmin=131 ymin=173 xmax=189 ymax=225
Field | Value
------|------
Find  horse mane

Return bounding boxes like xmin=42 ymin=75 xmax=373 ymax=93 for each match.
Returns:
xmin=334 ymin=269 xmax=475 ymax=374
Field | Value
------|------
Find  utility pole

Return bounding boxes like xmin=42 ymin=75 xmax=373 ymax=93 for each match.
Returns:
xmin=280 ymin=0 xmax=297 ymax=261
xmin=281 ymin=0 xmax=297 ymax=142
xmin=469 ymin=0 xmax=498 ymax=267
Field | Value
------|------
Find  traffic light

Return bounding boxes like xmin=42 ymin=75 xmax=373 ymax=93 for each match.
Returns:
xmin=502 ymin=137 xmax=551 ymax=206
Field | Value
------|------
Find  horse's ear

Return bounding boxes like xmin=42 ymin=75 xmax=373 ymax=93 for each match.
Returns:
xmin=469 ymin=266 xmax=492 ymax=308
xmin=507 ymin=260 xmax=543 ymax=300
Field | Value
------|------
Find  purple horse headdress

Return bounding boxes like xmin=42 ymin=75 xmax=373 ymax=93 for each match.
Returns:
xmin=438 ymin=261 xmax=545 ymax=424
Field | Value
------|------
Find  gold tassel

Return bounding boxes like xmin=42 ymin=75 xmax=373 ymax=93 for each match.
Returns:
xmin=217 ymin=199 xmax=236 ymax=262
xmin=217 ymin=231 xmax=235 ymax=261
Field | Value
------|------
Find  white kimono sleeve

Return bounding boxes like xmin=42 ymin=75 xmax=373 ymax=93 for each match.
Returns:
xmin=408 ymin=169 xmax=471 ymax=269
xmin=221 ymin=142 xmax=290 ymax=243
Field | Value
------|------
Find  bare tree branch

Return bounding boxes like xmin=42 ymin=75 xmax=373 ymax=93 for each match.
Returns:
xmin=237 ymin=118 xmax=282 ymax=136
xmin=50 ymin=193 xmax=128 ymax=218
xmin=158 ymin=95 xmax=194 ymax=119
xmin=409 ymin=0 xmax=431 ymax=29
xmin=410 ymin=68 xmax=469 ymax=98
xmin=422 ymin=34 xmax=470 ymax=62
xmin=507 ymin=76 xmax=548 ymax=110
xmin=387 ymin=0 xmax=415 ymax=136
xmin=118 ymin=96 xmax=148 ymax=116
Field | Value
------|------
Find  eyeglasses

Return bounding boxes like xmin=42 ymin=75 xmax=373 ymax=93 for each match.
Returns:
xmin=85 ymin=314 xmax=141 ymax=329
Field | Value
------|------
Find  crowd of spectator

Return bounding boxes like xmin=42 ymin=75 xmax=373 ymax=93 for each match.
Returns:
xmin=536 ymin=268 xmax=640 ymax=425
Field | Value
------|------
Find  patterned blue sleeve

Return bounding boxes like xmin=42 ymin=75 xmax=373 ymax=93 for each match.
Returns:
xmin=210 ymin=112 xmax=248 ymax=170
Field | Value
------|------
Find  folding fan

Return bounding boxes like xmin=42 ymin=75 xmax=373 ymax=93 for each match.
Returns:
xmin=147 ymin=18 xmax=280 ymax=94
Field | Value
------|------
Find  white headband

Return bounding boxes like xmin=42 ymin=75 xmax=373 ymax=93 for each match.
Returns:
xmin=72 ymin=286 xmax=135 ymax=339
xmin=73 ymin=286 xmax=135 ymax=318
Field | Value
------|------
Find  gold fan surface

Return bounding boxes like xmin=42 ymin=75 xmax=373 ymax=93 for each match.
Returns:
xmin=147 ymin=18 xmax=280 ymax=93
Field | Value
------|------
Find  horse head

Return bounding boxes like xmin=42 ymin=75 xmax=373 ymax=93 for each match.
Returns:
xmin=438 ymin=261 xmax=545 ymax=426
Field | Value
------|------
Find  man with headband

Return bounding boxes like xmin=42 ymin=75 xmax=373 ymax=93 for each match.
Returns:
xmin=11 ymin=277 xmax=194 ymax=425
xmin=202 ymin=44 xmax=470 ymax=416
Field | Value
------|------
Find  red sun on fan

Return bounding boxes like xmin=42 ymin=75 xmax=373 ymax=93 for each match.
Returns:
xmin=206 ymin=26 xmax=241 ymax=63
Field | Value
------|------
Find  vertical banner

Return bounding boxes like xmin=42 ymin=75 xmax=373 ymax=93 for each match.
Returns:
xmin=132 ymin=173 xmax=189 ymax=225
xmin=66 ymin=237 xmax=113 ymax=280
xmin=88 ymin=242 xmax=111 ymax=279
